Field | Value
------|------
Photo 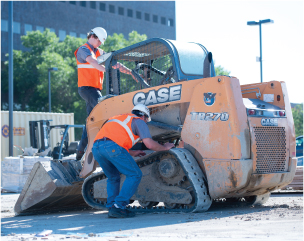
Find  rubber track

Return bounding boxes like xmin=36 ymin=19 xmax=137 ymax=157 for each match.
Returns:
xmin=82 ymin=148 xmax=212 ymax=213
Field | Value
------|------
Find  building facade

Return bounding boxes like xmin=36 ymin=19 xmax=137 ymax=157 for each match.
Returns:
xmin=1 ymin=1 xmax=176 ymax=60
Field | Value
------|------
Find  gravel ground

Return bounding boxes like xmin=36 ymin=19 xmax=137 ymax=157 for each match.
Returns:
xmin=1 ymin=192 xmax=303 ymax=241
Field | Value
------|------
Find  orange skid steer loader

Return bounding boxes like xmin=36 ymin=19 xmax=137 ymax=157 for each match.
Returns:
xmin=15 ymin=38 xmax=297 ymax=215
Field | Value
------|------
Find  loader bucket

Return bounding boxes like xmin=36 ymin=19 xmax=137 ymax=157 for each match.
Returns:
xmin=14 ymin=160 xmax=89 ymax=215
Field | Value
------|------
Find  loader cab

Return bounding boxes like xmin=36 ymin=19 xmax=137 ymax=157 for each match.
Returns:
xmin=169 ymin=40 xmax=215 ymax=79
xmin=104 ymin=38 xmax=215 ymax=96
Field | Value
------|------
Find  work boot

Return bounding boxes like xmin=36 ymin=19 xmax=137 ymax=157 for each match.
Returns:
xmin=108 ymin=205 xmax=135 ymax=218
xmin=76 ymin=150 xmax=84 ymax=160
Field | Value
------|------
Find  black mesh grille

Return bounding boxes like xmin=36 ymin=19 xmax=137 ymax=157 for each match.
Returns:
xmin=253 ymin=127 xmax=287 ymax=173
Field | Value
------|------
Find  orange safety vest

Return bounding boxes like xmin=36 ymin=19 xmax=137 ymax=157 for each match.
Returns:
xmin=74 ymin=43 xmax=104 ymax=90
xmin=94 ymin=114 xmax=141 ymax=151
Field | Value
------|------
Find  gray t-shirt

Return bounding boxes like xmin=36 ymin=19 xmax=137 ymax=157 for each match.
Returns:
xmin=76 ymin=42 xmax=104 ymax=63
xmin=131 ymin=119 xmax=152 ymax=140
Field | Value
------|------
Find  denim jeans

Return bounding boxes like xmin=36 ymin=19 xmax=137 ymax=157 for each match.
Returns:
xmin=78 ymin=86 xmax=102 ymax=152
xmin=92 ymin=139 xmax=142 ymax=209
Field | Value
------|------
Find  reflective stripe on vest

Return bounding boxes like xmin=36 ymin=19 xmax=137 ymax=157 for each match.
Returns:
xmin=93 ymin=113 xmax=141 ymax=151
xmin=77 ymin=64 xmax=96 ymax=69
xmin=107 ymin=115 xmax=140 ymax=146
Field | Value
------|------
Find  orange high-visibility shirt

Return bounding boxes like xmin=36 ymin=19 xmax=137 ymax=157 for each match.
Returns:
xmin=74 ymin=43 xmax=104 ymax=90
xmin=94 ymin=114 xmax=141 ymax=151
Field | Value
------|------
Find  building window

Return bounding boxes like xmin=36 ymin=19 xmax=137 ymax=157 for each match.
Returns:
xmin=100 ymin=3 xmax=106 ymax=11
xmin=161 ymin=17 xmax=166 ymax=25
xmin=80 ymin=33 xmax=86 ymax=39
xmin=1 ymin=20 xmax=8 ymax=32
xmin=69 ymin=31 xmax=76 ymax=37
xmin=69 ymin=1 xmax=76 ymax=5
xmin=59 ymin=30 xmax=66 ymax=41
xmin=127 ymin=9 xmax=133 ymax=17
xmin=118 ymin=7 xmax=124 ymax=16
xmin=145 ymin=13 xmax=150 ymax=21
xmin=168 ymin=19 xmax=174 ymax=27
xmin=49 ymin=28 xmax=55 ymax=33
xmin=80 ymin=1 xmax=86 ymax=7
xmin=90 ymin=1 xmax=96 ymax=9
xmin=12 ymin=22 xmax=20 ymax=34
xmin=109 ymin=5 xmax=115 ymax=13
xmin=36 ymin=25 xmax=44 ymax=33
xmin=153 ymin=15 xmax=158 ymax=23
xmin=24 ymin=24 xmax=32 ymax=34
xmin=136 ymin=11 xmax=141 ymax=19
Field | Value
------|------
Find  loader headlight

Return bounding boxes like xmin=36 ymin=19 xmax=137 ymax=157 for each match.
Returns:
xmin=279 ymin=111 xmax=285 ymax=117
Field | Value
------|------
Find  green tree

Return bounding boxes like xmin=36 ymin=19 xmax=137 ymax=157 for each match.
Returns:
xmin=103 ymin=31 xmax=147 ymax=52
xmin=127 ymin=30 xmax=148 ymax=46
xmin=1 ymin=29 xmax=60 ymax=111
xmin=292 ymin=104 xmax=303 ymax=137
xmin=1 ymin=29 xmax=146 ymax=126
xmin=215 ymin=65 xmax=231 ymax=76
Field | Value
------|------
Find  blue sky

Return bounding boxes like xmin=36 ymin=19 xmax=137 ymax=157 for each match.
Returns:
xmin=176 ymin=0 xmax=304 ymax=103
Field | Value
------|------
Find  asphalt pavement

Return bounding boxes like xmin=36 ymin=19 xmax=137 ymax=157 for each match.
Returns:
xmin=1 ymin=192 xmax=303 ymax=241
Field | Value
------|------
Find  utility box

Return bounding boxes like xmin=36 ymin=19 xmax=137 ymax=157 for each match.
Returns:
xmin=1 ymin=111 xmax=75 ymax=161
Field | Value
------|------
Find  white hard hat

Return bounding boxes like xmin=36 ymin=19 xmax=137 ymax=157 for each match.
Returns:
xmin=91 ymin=27 xmax=107 ymax=44
xmin=132 ymin=104 xmax=151 ymax=122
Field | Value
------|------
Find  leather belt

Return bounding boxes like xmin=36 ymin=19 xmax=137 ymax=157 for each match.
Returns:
xmin=94 ymin=137 xmax=112 ymax=143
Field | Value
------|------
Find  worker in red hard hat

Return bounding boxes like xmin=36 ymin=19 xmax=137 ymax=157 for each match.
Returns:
xmin=74 ymin=27 xmax=136 ymax=160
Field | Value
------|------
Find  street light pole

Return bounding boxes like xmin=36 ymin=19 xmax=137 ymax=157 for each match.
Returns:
xmin=48 ymin=67 xmax=58 ymax=112
xmin=247 ymin=19 xmax=274 ymax=83
xmin=259 ymin=23 xmax=263 ymax=83
xmin=8 ymin=1 xmax=13 ymax=156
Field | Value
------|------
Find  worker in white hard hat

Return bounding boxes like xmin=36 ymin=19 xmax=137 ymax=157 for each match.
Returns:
xmin=92 ymin=104 xmax=175 ymax=218
xmin=74 ymin=27 xmax=137 ymax=160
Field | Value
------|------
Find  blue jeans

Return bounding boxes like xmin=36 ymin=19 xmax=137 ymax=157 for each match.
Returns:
xmin=78 ymin=86 xmax=102 ymax=152
xmin=92 ymin=139 xmax=142 ymax=209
